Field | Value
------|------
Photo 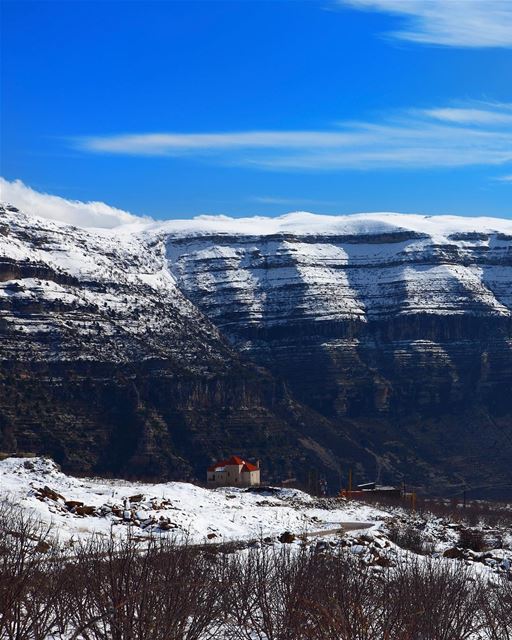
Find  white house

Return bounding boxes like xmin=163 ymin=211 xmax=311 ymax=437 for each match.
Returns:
xmin=207 ymin=455 xmax=260 ymax=488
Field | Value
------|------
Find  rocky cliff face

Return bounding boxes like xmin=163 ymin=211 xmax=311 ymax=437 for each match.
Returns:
xmin=162 ymin=215 xmax=512 ymax=414
xmin=159 ymin=213 xmax=512 ymax=495
xmin=0 ymin=205 xmax=371 ymax=486
xmin=1 ymin=206 xmax=511 ymax=495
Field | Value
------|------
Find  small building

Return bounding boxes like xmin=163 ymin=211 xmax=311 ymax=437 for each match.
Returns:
xmin=340 ymin=483 xmax=401 ymax=499
xmin=207 ymin=455 xmax=260 ymax=488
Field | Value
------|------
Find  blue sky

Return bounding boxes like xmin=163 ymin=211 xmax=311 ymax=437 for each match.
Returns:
xmin=1 ymin=0 xmax=511 ymax=222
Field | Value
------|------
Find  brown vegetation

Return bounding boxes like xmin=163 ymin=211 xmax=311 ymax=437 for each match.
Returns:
xmin=354 ymin=492 xmax=512 ymax=528
xmin=0 ymin=500 xmax=511 ymax=640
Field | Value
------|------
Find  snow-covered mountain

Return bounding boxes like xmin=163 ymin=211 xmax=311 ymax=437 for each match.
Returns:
xmin=1 ymin=203 xmax=512 ymax=495
xmin=0 ymin=204 xmax=232 ymax=367
xmin=158 ymin=211 xmax=512 ymax=328
xmin=4 ymin=205 xmax=510 ymax=343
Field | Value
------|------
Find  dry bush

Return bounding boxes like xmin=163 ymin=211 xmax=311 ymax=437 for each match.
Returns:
xmin=356 ymin=492 xmax=512 ymax=528
xmin=479 ymin=579 xmax=512 ymax=640
xmin=222 ymin=544 xmax=316 ymax=640
xmin=0 ymin=496 xmax=511 ymax=640
xmin=305 ymin=551 xmax=386 ymax=640
xmin=0 ymin=499 xmax=68 ymax=640
xmin=64 ymin=533 xmax=226 ymax=640
xmin=458 ymin=527 xmax=487 ymax=552
xmin=387 ymin=522 xmax=432 ymax=555
xmin=383 ymin=559 xmax=485 ymax=640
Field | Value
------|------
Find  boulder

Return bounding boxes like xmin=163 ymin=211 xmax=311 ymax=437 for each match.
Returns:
xmin=443 ymin=547 xmax=465 ymax=559
xmin=74 ymin=505 xmax=96 ymax=516
xmin=37 ymin=486 xmax=65 ymax=502
xmin=279 ymin=531 xmax=296 ymax=544
xmin=65 ymin=500 xmax=84 ymax=510
xmin=34 ymin=540 xmax=51 ymax=553
xmin=372 ymin=554 xmax=393 ymax=567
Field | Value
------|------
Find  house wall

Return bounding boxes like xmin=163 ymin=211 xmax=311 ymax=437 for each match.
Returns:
xmin=207 ymin=463 xmax=260 ymax=487
xmin=241 ymin=470 xmax=260 ymax=486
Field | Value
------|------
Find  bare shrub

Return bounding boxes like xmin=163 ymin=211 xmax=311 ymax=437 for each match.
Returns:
xmin=356 ymin=492 xmax=512 ymax=528
xmin=306 ymin=551 xmax=387 ymax=640
xmin=384 ymin=559 xmax=484 ymax=640
xmin=387 ymin=522 xmax=432 ymax=555
xmin=0 ymin=497 xmax=509 ymax=640
xmin=479 ymin=579 xmax=512 ymax=640
xmin=458 ymin=527 xmax=487 ymax=552
xmin=222 ymin=544 xmax=316 ymax=640
xmin=64 ymin=532 xmax=226 ymax=640
xmin=0 ymin=499 xmax=69 ymax=640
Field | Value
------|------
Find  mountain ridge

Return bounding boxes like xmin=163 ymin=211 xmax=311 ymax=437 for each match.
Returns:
xmin=1 ymin=203 xmax=511 ymax=496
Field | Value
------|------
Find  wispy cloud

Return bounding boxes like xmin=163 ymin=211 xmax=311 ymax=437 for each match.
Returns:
xmin=337 ymin=0 xmax=512 ymax=48
xmin=495 ymin=174 xmax=512 ymax=182
xmin=76 ymin=102 xmax=512 ymax=172
xmin=423 ymin=105 xmax=512 ymax=125
xmin=81 ymin=131 xmax=369 ymax=155
xmin=0 ymin=177 xmax=146 ymax=228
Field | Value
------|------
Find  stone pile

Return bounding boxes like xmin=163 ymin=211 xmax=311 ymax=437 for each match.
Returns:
xmin=32 ymin=485 xmax=181 ymax=533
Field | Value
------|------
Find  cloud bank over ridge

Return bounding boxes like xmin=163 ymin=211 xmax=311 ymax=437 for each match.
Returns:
xmin=0 ymin=178 xmax=147 ymax=229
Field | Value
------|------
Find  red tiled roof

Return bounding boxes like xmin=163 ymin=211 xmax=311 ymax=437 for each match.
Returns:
xmin=207 ymin=459 xmax=227 ymax=472
xmin=208 ymin=456 xmax=258 ymax=472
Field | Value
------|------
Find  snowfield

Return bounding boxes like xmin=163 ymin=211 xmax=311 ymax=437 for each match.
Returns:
xmin=1 ymin=456 xmax=510 ymax=581
xmin=134 ymin=210 xmax=512 ymax=240
xmin=2 ymin=205 xmax=512 ymax=336
xmin=0 ymin=456 xmax=382 ymax=544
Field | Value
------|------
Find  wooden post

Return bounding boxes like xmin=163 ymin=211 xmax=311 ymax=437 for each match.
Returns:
xmin=412 ymin=492 xmax=416 ymax=512
xmin=348 ymin=468 xmax=352 ymax=496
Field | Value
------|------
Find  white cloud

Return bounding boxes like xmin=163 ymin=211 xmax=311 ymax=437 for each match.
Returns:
xmin=81 ymin=131 xmax=368 ymax=155
xmin=424 ymin=106 xmax=512 ymax=125
xmin=76 ymin=103 xmax=512 ymax=171
xmin=338 ymin=0 xmax=512 ymax=47
xmin=0 ymin=178 xmax=147 ymax=228
xmin=495 ymin=174 xmax=512 ymax=182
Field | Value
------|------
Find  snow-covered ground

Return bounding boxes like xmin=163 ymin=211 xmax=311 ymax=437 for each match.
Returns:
xmin=1 ymin=456 xmax=510 ymax=584
xmin=0 ymin=456 xmax=383 ymax=545
xmin=2 ymin=455 xmax=511 ymax=640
